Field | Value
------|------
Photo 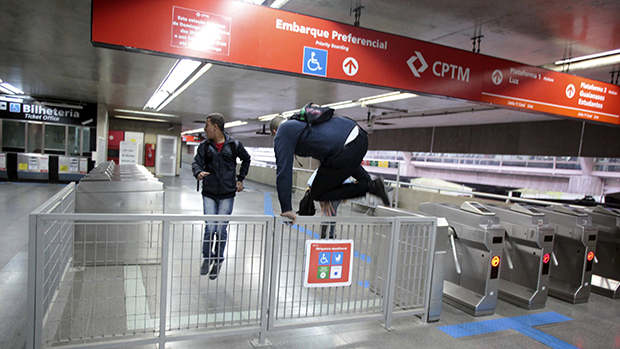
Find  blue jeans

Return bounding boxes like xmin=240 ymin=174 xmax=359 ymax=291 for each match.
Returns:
xmin=203 ymin=196 xmax=234 ymax=264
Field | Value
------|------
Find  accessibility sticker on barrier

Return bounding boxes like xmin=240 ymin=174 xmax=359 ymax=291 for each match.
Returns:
xmin=303 ymin=239 xmax=353 ymax=288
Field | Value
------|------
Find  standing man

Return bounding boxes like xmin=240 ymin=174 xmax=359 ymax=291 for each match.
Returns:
xmin=270 ymin=103 xmax=390 ymax=224
xmin=193 ymin=113 xmax=251 ymax=279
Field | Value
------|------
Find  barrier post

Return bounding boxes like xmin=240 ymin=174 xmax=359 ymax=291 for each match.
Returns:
xmin=383 ymin=218 xmax=401 ymax=330
xmin=158 ymin=220 xmax=171 ymax=347
xmin=252 ymin=218 xmax=274 ymax=347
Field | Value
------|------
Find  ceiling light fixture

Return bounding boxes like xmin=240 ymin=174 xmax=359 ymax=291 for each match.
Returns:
xmin=322 ymin=100 xmax=360 ymax=109
xmin=182 ymin=128 xmax=205 ymax=135
xmin=360 ymin=92 xmax=417 ymax=106
xmin=144 ymin=59 xmax=212 ymax=111
xmin=114 ymin=115 xmax=169 ymax=123
xmin=0 ymin=79 xmax=24 ymax=95
xmin=0 ymin=95 xmax=25 ymax=103
xmin=38 ymin=101 xmax=84 ymax=109
xmin=225 ymin=120 xmax=248 ymax=128
xmin=258 ymin=113 xmax=281 ymax=121
xmin=555 ymin=49 xmax=620 ymax=66
xmin=114 ymin=108 xmax=178 ymax=117
xmin=270 ymin=0 xmax=290 ymax=8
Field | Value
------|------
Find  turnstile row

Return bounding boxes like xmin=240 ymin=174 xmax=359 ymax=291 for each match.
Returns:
xmin=416 ymin=201 xmax=610 ymax=317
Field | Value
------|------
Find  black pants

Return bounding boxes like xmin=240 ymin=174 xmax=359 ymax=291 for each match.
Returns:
xmin=310 ymin=129 xmax=372 ymax=202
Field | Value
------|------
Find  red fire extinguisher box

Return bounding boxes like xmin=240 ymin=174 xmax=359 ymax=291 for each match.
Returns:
xmin=145 ymin=143 xmax=155 ymax=167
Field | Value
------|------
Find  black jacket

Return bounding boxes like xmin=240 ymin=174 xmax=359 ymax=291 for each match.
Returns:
xmin=192 ymin=134 xmax=251 ymax=200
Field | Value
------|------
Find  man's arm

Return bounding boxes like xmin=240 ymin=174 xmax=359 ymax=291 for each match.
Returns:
xmin=192 ymin=143 xmax=206 ymax=178
xmin=236 ymin=141 xmax=251 ymax=182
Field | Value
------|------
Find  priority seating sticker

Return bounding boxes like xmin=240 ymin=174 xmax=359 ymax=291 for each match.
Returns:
xmin=304 ymin=239 xmax=353 ymax=288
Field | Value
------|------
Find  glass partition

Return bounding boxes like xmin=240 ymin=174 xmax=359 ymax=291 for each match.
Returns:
xmin=45 ymin=124 xmax=66 ymax=155
xmin=27 ymin=123 xmax=43 ymax=153
xmin=68 ymin=126 xmax=80 ymax=156
xmin=2 ymin=120 xmax=26 ymax=152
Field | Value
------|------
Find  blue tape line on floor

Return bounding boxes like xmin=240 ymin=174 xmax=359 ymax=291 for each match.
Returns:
xmin=438 ymin=312 xmax=574 ymax=348
xmin=264 ymin=193 xmax=273 ymax=216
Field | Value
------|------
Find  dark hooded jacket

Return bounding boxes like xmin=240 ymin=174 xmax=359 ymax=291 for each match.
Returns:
xmin=192 ymin=133 xmax=251 ymax=200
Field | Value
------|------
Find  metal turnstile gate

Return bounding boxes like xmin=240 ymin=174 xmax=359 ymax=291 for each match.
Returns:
xmin=486 ymin=203 xmax=556 ymax=309
xmin=419 ymin=202 xmax=505 ymax=316
xmin=536 ymin=205 xmax=598 ymax=304
xmin=582 ymin=205 xmax=620 ymax=298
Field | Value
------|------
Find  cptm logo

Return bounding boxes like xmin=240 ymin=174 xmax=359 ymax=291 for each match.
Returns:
xmin=407 ymin=50 xmax=470 ymax=82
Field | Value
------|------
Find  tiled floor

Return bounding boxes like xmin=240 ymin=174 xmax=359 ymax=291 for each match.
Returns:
xmin=1 ymin=164 xmax=619 ymax=348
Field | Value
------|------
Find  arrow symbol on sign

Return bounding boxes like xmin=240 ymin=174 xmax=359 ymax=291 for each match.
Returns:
xmin=407 ymin=51 xmax=428 ymax=78
xmin=344 ymin=60 xmax=357 ymax=74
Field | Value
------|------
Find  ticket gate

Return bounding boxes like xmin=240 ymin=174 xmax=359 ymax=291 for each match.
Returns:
xmin=535 ymin=205 xmax=598 ymax=304
xmin=486 ymin=203 xmax=556 ymax=309
xmin=419 ymin=202 xmax=505 ymax=316
xmin=582 ymin=206 xmax=620 ymax=298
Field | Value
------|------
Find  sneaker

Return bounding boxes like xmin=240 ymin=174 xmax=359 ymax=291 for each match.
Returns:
xmin=209 ymin=262 xmax=222 ymax=280
xmin=200 ymin=259 xmax=212 ymax=276
xmin=370 ymin=177 xmax=390 ymax=206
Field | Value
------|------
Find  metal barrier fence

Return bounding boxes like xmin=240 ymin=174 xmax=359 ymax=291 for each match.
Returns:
xmin=28 ymin=192 xmax=438 ymax=348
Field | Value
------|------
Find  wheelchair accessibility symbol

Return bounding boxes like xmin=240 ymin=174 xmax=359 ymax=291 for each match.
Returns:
xmin=318 ymin=252 xmax=331 ymax=265
xmin=303 ymin=47 xmax=328 ymax=77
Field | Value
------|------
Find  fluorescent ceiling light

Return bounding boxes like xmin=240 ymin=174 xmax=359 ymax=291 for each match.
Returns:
xmin=225 ymin=120 xmax=248 ymax=128
xmin=114 ymin=115 xmax=169 ymax=123
xmin=114 ymin=109 xmax=177 ymax=117
xmin=153 ymin=63 xmax=212 ymax=112
xmin=550 ymin=54 xmax=620 ymax=71
xmin=271 ymin=0 xmax=290 ymax=8
xmin=0 ymin=95 xmax=24 ymax=103
xmin=0 ymin=81 xmax=24 ymax=94
xmin=38 ymin=101 xmax=83 ymax=109
xmin=322 ymin=100 xmax=360 ymax=109
xmin=258 ymin=113 xmax=280 ymax=121
xmin=360 ymin=92 xmax=417 ymax=106
xmin=555 ymin=49 xmax=620 ymax=65
xmin=145 ymin=60 xmax=211 ymax=111
xmin=182 ymin=128 xmax=204 ymax=135
xmin=281 ymin=109 xmax=299 ymax=117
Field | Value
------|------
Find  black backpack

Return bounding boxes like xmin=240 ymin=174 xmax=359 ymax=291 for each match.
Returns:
xmin=289 ymin=103 xmax=334 ymax=142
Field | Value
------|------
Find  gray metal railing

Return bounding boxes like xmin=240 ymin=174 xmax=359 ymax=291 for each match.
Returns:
xmin=27 ymin=186 xmax=438 ymax=348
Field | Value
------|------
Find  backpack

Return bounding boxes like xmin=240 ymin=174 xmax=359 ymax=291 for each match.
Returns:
xmin=290 ymin=102 xmax=334 ymax=125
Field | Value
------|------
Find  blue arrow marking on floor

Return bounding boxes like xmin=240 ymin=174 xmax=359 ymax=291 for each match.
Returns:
xmin=438 ymin=311 xmax=576 ymax=349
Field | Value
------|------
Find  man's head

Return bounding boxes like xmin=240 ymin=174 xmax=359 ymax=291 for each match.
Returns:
xmin=269 ymin=116 xmax=287 ymax=136
xmin=205 ymin=113 xmax=225 ymax=140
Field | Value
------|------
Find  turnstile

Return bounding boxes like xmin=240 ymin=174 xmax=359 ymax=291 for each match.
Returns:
xmin=74 ymin=161 xmax=165 ymax=266
xmin=582 ymin=205 xmax=620 ymax=298
xmin=486 ymin=203 xmax=556 ymax=309
xmin=419 ymin=202 xmax=505 ymax=316
xmin=536 ymin=205 xmax=598 ymax=304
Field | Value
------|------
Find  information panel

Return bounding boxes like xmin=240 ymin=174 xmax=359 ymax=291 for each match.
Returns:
xmin=92 ymin=0 xmax=620 ymax=124
xmin=304 ymin=240 xmax=353 ymax=288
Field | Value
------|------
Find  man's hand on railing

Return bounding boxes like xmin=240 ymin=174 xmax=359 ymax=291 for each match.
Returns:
xmin=280 ymin=210 xmax=297 ymax=225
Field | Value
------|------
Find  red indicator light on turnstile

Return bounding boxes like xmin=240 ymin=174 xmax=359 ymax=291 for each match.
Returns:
xmin=491 ymin=256 xmax=500 ymax=267
xmin=543 ymin=253 xmax=550 ymax=264
xmin=587 ymin=251 xmax=595 ymax=261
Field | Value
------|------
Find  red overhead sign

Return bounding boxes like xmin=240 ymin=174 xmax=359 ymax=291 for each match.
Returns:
xmin=92 ymin=0 xmax=620 ymax=125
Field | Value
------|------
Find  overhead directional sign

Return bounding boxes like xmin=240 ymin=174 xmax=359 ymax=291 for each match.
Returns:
xmin=92 ymin=0 xmax=620 ymax=125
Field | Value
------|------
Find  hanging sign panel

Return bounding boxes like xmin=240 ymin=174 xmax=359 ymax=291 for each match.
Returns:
xmin=92 ymin=0 xmax=619 ymax=125
xmin=481 ymin=58 xmax=620 ymax=124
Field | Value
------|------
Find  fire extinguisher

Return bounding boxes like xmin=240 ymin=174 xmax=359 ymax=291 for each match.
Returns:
xmin=145 ymin=143 xmax=155 ymax=167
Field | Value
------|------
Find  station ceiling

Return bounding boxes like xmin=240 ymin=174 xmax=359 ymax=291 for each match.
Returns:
xmin=0 ymin=0 xmax=619 ymax=140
